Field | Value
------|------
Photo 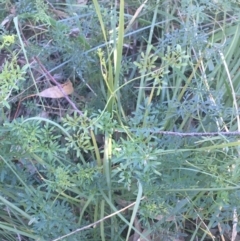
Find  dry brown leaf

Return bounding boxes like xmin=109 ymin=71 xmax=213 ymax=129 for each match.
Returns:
xmin=37 ymin=81 xmax=74 ymax=98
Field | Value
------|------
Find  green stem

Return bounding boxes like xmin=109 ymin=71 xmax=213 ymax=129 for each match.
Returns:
xmin=136 ymin=0 xmax=160 ymax=111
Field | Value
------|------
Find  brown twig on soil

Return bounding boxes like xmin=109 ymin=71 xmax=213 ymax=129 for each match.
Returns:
xmin=33 ymin=56 xmax=84 ymax=117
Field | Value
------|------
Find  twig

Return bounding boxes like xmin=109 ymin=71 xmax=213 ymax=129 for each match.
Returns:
xmin=51 ymin=197 xmax=145 ymax=241
xmin=154 ymin=130 xmax=240 ymax=137
xmin=115 ymin=128 xmax=240 ymax=137
xmin=33 ymin=57 xmax=84 ymax=117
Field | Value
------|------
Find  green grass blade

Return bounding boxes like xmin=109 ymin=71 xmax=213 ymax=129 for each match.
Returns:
xmin=126 ymin=181 xmax=143 ymax=241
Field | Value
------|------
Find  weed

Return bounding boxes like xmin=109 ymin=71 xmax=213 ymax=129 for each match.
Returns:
xmin=1 ymin=0 xmax=240 ymax=240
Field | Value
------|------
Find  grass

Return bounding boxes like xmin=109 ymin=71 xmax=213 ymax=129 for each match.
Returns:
xmin=1 ymin=0 xmax=240 ymax=240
